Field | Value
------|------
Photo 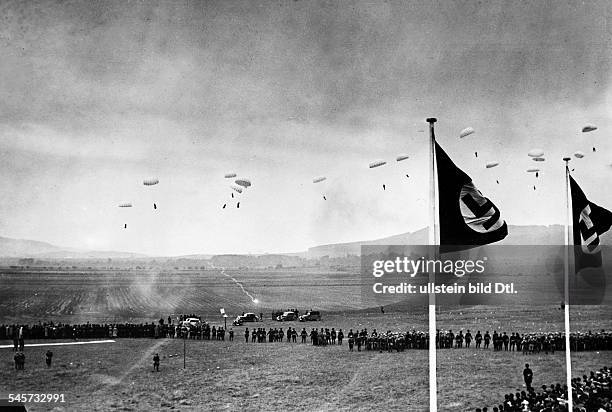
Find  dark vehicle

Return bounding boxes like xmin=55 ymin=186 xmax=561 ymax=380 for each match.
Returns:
xmin=276 ymin=311 xmax=298 ymax=321
xmin=299 ymin=311 xmax=321 ymax=322
xmin=233 ymin=313 xmax=260 ymax=326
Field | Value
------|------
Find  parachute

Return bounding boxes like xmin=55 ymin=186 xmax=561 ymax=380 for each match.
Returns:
xmin=143 ymin=178 xmax=159 ymax=186
xmin=230 ymin=186 xmax=243 ymax=194
xmin=313 ymin=176 xmax=327 ymax=183
xmin=526 ymin=168 xmax=540 ymax=173
xmin=118 ymin=202 xmax=133 ymax=208
xmin=396 ymin=154 xmax=409 ymax=162
xmin=459 ymin=127 xmax=475 ymax=138
xmin=574 ymin=151 xmax=585 ymax=159
xmin=485 ymin=161 xmax=499 ymax=168
xmin=369 ymin=160 xmax=387 ymax=168
xmin=235 ymin=178 xmax=251 ymax=188
xmin=582 ymin=125 xmax=597 ymax=133
xmin=528 ymin=149 xmax=544 ymax=158
xmin=224 ymin=173 xmax=237 ymax=179
xmin=532 ymin=157 xmax=545 ymax=162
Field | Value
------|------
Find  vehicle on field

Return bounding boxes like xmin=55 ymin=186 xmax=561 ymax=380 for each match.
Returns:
xmin=276 ymin=311 xmax=298 ymax=321
xmin=299 ymin=311 xmax=321 ymax=322
xmin=181 ymin=318 xmax=203 ymax=330
xmin=233 ymin=312 xmax=259 ymax=326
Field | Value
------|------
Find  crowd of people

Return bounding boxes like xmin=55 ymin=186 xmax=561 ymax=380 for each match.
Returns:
xmin=2 ymin=319 xmax=611 ymax=354
xmin=435 ymin=330 xmax=612 ymax=353
xmin=475 ymin=365 xmax=611 ymax=412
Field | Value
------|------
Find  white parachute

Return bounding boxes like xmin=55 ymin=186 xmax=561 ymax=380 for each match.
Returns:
xmin=532 ymin=157 xmax=546 ymax=162
xmin=313 ymin=176 xmax=327 ymax=183
xmin=224 ymin=173 xmax=237 ymax=179
xmin=235 ymin=178 xmax=252 ymax=188
xmin=526 ymin=168 xmax=540 ymax=173
xmin=574 ymin=151 xmax=585 ymax=159
xmin=369 ymin=160 xmax=387 ymax=168
xmin=582 ymin=125 xmax=597 ymax=133
xmin=230 ymin=185 xmax=243 ymax=194
xmin=396 ymin=154 xmax=409 ymax=162
xmin=459 ymin=127 xmax=475 ymax=138
xmin=118 ymin=202 xmax=133 ymax=208
xmin=485 ymin=161 xmax=499 ymax=168
xmin=528 ymin=149 xmax=544 ymax=158
xmin=143 ymin=178 xmax=159 ymax=186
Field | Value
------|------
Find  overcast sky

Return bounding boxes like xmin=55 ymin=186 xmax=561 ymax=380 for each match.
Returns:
xmin=0 ymin=0 xmax=610 ymax=256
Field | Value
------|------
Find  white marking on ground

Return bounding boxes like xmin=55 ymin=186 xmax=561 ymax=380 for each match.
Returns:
xmin=0 ymin=340 xmax=115 ymax=349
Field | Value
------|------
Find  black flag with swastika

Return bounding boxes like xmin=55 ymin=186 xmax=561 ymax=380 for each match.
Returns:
xmin=435 ymin=142 xmax=507 ymax=250
xmin=570 ymin=174 xmax=612 ymax=272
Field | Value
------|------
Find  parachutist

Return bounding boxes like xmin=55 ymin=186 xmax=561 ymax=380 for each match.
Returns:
xmin=237 ymin=202 xmax=240 ymax=208
xmin=222 ymin=204 xmax=226 ymax=209
xmin=536 ymin=172 xmax=539 ymax=178
xmin=593 ymin=147 xmax=596 ymax=152
xmin=153 ymin=203 xmax=157 ymax=210
xmin=231 ymin=193 xmax=234 ymax=198
xmin=382 ymin=184 xmax=386 ymax=190
xmin=323 ymin=195 xmax=326 ymax=200
xmin=496 ymin=180 xmax=499 ymax=184
xmin=475 ymin=151 xmax=478 ymax=158
xmin=534 ymin=186 xmax=536 ymax=191
xmin=124 ymin=224 xmax=127 ymax=229
xmin=405 ymin=174 xmax=409 ymax=178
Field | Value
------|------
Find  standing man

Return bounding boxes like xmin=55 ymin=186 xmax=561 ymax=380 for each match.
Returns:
xmin=45 ymin=350 xmax=53 ymax=367
xmin=245 ymin=328 xmax=250 ymax=343
xmin=523 ymin=363 xmax=533 ymax=390
xmin=301 ymin=328 xmax=307 ymax=344
xmin=153 ymin=353 xmax=160 ymax=372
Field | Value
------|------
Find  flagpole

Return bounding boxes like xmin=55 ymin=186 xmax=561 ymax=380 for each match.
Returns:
xmin=563 ymin=156 xmax=573 ymax=411
xmin=426 ymin=117 xmax=438 ymax=412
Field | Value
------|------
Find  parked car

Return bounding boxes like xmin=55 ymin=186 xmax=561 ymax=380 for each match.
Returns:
xmin=276 ymin=311 xmax=298 ymax=321
xmin=299 ymin=311 xmax=321 ymax=322
xmin=181 ymin=318 xmax=203 ymax=330
xmin=233 ymin=313 xmax=260 ymax=326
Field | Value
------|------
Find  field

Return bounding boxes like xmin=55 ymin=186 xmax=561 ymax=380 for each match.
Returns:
xmin=0 ymin=267 xmax=611 ymax=411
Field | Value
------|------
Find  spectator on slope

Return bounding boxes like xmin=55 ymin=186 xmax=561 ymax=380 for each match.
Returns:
xmin=45 ymin=350 xmax=53 ymax=367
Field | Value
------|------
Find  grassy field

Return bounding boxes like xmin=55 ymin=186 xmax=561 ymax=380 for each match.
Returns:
xmin=1 ymin=335 xmax=430 ymax=411
xmin=1 ymin=331 xmax=609 ymax=411
xmin=1 ymin=267 xmax=610 ymax=411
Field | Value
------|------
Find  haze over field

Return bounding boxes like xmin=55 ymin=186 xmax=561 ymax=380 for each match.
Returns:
xmin=1 ymin=1 xmax=611 ymax=257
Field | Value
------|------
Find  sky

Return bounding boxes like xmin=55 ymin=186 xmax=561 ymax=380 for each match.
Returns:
xmin=0 ymin=0 xmax=611 ymax=256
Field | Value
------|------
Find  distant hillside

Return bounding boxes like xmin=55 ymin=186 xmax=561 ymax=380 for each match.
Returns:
xmin=306 ymin=225 xmax=569 ymax=258
xmin=0 ymin=236 xmax=146 ymax=259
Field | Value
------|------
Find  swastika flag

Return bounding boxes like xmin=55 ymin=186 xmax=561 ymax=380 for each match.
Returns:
xmin=570 ymin=174 xmax=612 ymax=272
xmin=435 ymin=142 xmax=508 ymax=250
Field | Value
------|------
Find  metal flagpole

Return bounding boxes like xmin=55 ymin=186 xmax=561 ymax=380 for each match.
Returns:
xmin=426 ymin=117 xmax=438 ymax=412
xmin=183 ymin=331 xmax=186 ymax=369
xmin=563 ymin=157 xmax=573 ymax=411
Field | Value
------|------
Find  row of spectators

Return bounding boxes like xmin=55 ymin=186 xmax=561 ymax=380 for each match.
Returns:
xmin=1 ymin=322 xmax=611 ymax=352
xmin=476 ymin=366 xmax=611 ymax=412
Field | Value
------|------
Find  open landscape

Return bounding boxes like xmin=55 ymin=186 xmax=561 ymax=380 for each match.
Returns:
xmin=1 ymin=264 xmax=610 ymax=411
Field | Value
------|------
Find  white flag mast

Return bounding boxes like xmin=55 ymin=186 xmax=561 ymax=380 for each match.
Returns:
xmin=427 ymin=117 xmax=439 ymax=412
xmin=563 ymin=156 xmax=573 ymax=411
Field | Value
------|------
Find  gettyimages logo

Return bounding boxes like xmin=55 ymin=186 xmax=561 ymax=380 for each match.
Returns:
xmin=371 ymin=256 xmax=487 ymax=278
